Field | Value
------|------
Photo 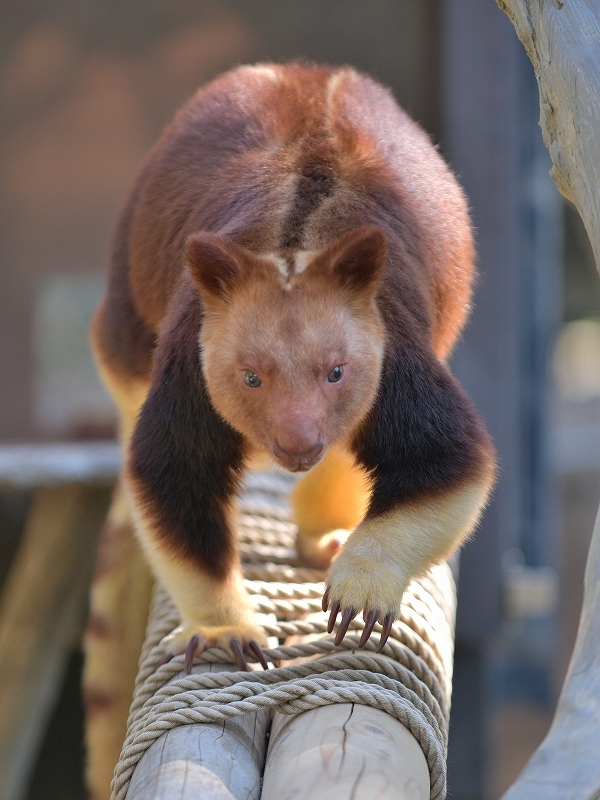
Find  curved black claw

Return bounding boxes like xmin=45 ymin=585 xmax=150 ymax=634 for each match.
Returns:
xmin=334 ymin=606 xmax=356 ymax=646
xmin=358 ymin=609 xmax=379 ymax=648
xmin=248 ymin=639 xmax=269 ymax=670
xmin=327 ymin=600 xmax=341 ymax=634
xmin=322 ymin=586 xmax=330 ymax=612
xmin=157 ymin=651 xmax=174 ymax=667
xmin=185 ymin=635 xmax=200 ymax=673
xmin=230 ymin=638 xmax=249 ymax=671
xmin=377 ymin=613 xmax=394 ymax=652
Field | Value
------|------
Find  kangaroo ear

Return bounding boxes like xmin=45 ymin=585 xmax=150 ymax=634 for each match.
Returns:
xmin=186 ymin=232 xmax=248 ymax=302
xmin=318 ymin=225 xmax=387 ymax=296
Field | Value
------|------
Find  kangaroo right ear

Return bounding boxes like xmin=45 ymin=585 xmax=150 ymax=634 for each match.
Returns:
xmin=304 ymin=225 xmax=387 ymax=299
xmin=328 ymin=225 xmax=387 ymax=295
xmin=186 ymin=232 xmax=248 ymax=303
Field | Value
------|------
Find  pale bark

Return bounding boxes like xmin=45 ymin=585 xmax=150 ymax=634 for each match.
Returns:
xmin=261 ymin=703 xmax=430 ymax=800
xmin=496 ymin=2 xmax=600 ymax=798
xmin=497 ymin=1 xmax=600 ymax=264
xmin=126 ymin=662 xmax=270 ymax=800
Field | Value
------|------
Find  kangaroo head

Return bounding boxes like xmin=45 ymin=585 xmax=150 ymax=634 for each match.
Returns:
xmin=187 ymin=225 xmax=387 ymax=472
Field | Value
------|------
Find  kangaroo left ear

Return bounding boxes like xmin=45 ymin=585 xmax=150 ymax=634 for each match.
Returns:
xmin=316 ymin=225 xmax=387 ymax=296
xmin=186 ymin=231 xmax=249 ymax=303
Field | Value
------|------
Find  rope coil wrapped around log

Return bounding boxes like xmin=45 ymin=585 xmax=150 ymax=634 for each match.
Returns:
xmin=111 ymin=473 xmax=457 ymax=800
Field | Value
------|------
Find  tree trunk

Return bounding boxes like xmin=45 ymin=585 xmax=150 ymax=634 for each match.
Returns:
xmin=496 ymin=2 xmax=600 ymax=798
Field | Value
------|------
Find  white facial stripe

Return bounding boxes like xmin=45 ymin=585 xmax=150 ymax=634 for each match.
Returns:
xmin=261 ymin=251 xmax=318 ymax=281
xmin=262 ymin=253 xmax=289 ymax=279
xmin=293 ymin=250 xmax=316 ymax=275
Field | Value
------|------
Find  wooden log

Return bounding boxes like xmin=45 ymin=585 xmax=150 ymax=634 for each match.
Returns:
xmin=261 ymin=613 xmax=436 ymax=800
xmin=0 ymin=441 xmax=120 ymax=490
xmin=261 ymin=703 xmax=430 ymax=800
xmin=495 ymin=2 xmax=600 ymax=798
xmin=0 ymin=483 xmax=111 ymax=800
xmin=126 ymin=662 xmax=270 ymax=800
xmin=117 ymin=513 xmax=451 ymax=800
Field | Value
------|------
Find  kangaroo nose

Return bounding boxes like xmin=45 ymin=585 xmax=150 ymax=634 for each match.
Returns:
xmin=273 ymin=436 xmax=324 ymax=471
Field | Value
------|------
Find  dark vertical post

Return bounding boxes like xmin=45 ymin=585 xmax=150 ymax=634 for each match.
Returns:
xmin=440 ymin=1 xmax=562 ymax=797
xmin=442 ymin=0 xmax=523 ymax=642
xmin=518 ymin=64 xmax=562 ymax=571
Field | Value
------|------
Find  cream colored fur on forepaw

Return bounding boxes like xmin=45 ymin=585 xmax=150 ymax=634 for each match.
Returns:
xmin=324 ymin=545 xmax=409 ymax=650
xmin=326 ymin=546 xmax=409 ymax=621
xmin=296 ymin=528 xmax=350 ymax=569
xmin=160 ymin=620 xmax=269 ymax=671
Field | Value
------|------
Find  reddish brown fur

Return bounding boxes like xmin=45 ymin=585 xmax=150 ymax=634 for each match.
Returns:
xmin=92 ymin=62 xmax=473 ymax=382
xmin=92 ymin=61 xmax=493 ymax=595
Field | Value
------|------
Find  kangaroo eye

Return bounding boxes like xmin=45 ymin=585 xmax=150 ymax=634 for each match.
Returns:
xmin=244 ymin=370 xmax=263 ymax=388
xmin=326 ymin=365 xmax=343 ymax=383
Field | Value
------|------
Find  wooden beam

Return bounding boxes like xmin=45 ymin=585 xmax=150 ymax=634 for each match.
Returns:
xmin=0 ymin=483 xmax=111 ymax=800
xmin=261 ymin=702 xmax=430 ymax=800
xmin=126 ymin=662 xmax=270 ymax=800
xmin=117 ymin=503 xmax=454 ymax=800
xmin=0 ymin=442 xmax=120 ymax=490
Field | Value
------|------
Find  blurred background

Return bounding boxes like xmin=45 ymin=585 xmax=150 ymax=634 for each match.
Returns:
xmin=1 ymin=1 xmax=599 ymax=798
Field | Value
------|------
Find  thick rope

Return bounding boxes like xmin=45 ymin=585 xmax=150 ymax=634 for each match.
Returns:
xmin=112 ymin=472 xmax=456 ymax=800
